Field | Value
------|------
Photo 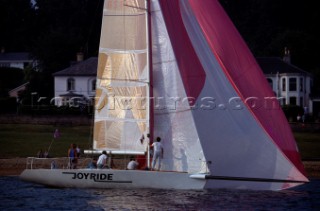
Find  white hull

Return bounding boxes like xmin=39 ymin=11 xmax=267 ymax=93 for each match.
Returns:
xmin=20 ymin=169 xmax=205 ymax=189
xmin=20 ymin=169 xmax=305 ymax=190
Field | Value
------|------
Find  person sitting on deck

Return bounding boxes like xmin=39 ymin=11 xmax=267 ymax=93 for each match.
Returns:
xmin=87 ymin=158 xmax=97 ymax=169
xmin=127 ymin=157 xmax=139 ymax=170
xmin=97 ymin=150 xmax=108 ymax=169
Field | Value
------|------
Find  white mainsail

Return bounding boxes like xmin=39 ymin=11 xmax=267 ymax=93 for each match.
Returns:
xmin=94 ymin=0 xmax=149 ymax=154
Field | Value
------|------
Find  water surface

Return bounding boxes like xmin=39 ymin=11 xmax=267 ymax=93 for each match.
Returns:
xmin=0 ymin=176 xmax=319 ymax=210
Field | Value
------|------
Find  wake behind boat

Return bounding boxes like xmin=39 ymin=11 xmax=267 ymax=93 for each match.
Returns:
xmin=20 ymin=0 xmax=308 ymax=190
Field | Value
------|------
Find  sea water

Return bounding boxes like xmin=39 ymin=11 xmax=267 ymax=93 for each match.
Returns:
xmin=0 ymin=176 xmax=319 ymax=211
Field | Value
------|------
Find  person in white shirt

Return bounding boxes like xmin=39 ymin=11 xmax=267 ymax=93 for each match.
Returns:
xmin=127 ymin=158 xmax=139 ymax=170
xmin=151 ymin=137 xmax=164 ymax=171
xmin=97 ymin=150 xmax=108 ymax=169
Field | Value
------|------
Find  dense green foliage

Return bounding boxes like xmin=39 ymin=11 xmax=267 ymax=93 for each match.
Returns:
xmin=282 ymin=105 xmax=305 ymax=121
xmin=0 ymin=0 xmax=103 ymax=99
xmin=221 ymin=0 xmax=320 ymax=70
xmin=0 ymin=67 xmax=24 ymax=97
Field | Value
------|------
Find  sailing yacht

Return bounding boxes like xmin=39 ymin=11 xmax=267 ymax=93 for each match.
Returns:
xmin=20 ymin=0 xmax=308 ymax=190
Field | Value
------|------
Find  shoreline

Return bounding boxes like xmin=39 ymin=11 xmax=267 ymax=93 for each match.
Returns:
xmin=0 ymin=158 xmax=319 ymax=179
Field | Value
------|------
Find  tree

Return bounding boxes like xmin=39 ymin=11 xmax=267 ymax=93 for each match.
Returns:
xmin=0 ymin=0 xmax=36 ymax=51
xmin=0 ymin=67 xmax=25 ymax=97
xmin=32 ymin=0 xmax=102 ymax=72
xmin=221 ymin=0 xmax=320 ymax=94
xmin=29 ymin=0 xmax=103 ymax=98
xmin=221 ymin=0 xmax=320 ymax=68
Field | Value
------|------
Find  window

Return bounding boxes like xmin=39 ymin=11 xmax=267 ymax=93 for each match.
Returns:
xmin=289 ymin=78 xmax=297 ymax=91
xmin=267 ymin=78 xmax=273 ymax=89
xmin=282 ymin=78 xmax=286 ymax=91
xmin=67 ymin=78 xmax=75 ymax=91
xmin=289 ymin=97 xmax=296 ymax=105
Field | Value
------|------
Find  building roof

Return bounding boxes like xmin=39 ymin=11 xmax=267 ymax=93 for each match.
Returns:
xmin=256 ymin=57 xmax=310 ymax=75
xmin=9 ymin=82 xmax=29 ymax=92
xmin=53 ymin=57 xmax=98 ymax=76
xmin=0 ymin=52 xmax=33 ymax=62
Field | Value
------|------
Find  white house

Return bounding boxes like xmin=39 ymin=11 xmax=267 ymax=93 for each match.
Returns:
xmin=52 ymin=57 xmax=97 ymax=106
xmin=0 ymin=49 xmax=37 ymax=69
xmin=256 ymin=56 xmax=313 ymax=114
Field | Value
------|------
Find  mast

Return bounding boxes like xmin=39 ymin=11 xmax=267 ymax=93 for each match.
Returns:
xmin=146 ymin=0 xmax=153 ymax=169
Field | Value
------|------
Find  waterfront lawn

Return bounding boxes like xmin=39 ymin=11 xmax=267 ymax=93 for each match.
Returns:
xmin=0 ymin=124 xmax=319 ymax=160
xmin=0 ymin=124 xmax=92 ymax=158
xmin=294 ymin=131 xmax=320 ymax=160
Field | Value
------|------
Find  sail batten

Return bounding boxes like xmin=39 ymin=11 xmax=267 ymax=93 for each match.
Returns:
xmin=95 ymin=117 xmax=148 ymax=122
xmin=100 ymin=48 xmax=148 ymax=54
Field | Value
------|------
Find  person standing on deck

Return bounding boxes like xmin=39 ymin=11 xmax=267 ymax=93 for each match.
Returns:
xmin=151 ymin=137 xmax=164 ymax=171
xmin=68 ymin=143 xmax=78 ymax=169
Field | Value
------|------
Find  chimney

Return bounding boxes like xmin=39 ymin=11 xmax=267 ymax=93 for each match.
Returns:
xmin=283 ymin=47 xmax=291 ymax=64
xmin=76 ymin=52 xmax=84 ymax=62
